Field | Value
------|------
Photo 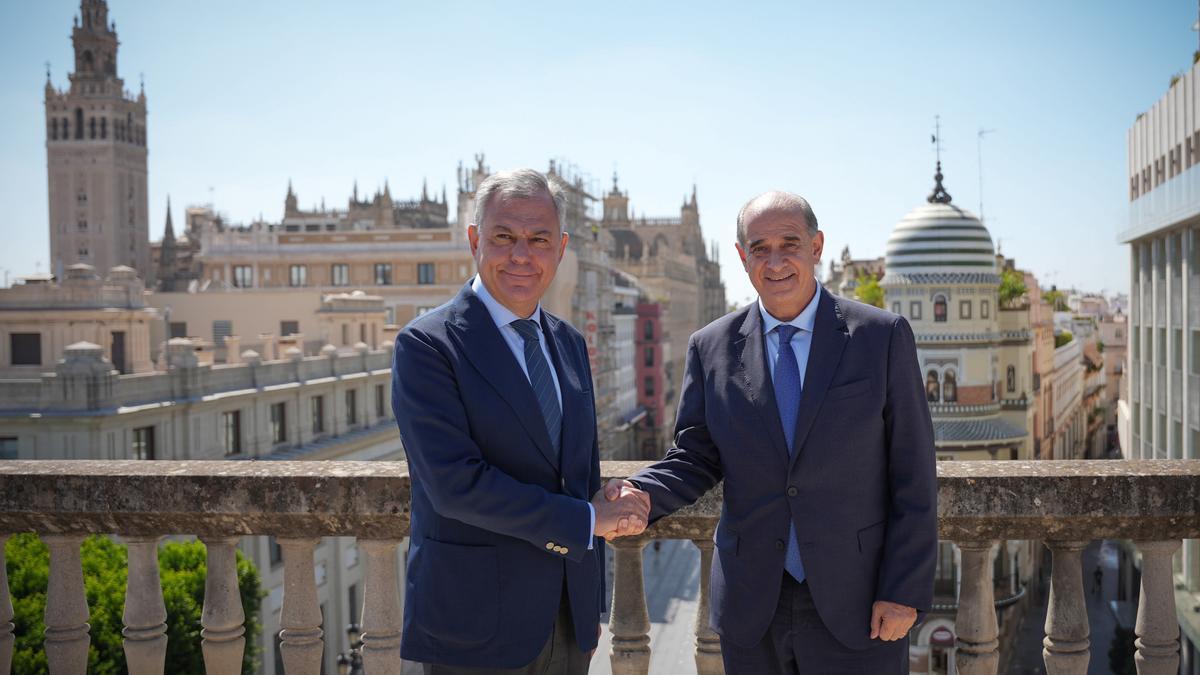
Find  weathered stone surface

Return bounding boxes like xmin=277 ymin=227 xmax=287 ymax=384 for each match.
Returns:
xmin=0 ymin=460 xmax=1196 ymax=541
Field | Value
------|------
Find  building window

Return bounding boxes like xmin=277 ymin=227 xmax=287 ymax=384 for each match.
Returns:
xmin=10 ymin=333 xmax=42 ymax=366
xmin=280 ymin=320 xmax=299 ymax=337
xmin=417 ymin=262 xmax=436 ymax=285
xmin=0 ymin=437 xmax=16 ymax=460
xmin=934 ymin=295 xmax=948 ymax=323
xmin=926 ymin=370 xmax=940 ymax=402
xmin=331 ymin=263 xmax=350 ymax=286
xmin=346 ymin=389 xmax=358 ymax=426
xmin=1007 ymin=365 xmax=1016 ymax=393
xmin=89 ymin=117 xmax=96 ymax=139
xmin=74 ymin=108 xmax=83 ymax=139
xmin=100 ymin=117 xmax=107 ymax=139
xmin=943 ymin=370 xmax=958 ymax=402
xmin=644 ymin=347 xmax=654 ymax=367
xmin=222 ymin=411 xmax=242 ymax=456
xmin=311 ymin=396 xmax=325 ymax=434
xmin=981 ymin=300 xmax=990 ymax=319
xmin=269 ymin=536 xmax=283 ymax=567
xmin=891 ymin=301 xmax=901 ymax=315
xmin=643 ymin=320 xmax=654 ymax=340
xmin=374 ymin=263 xmax=392 ymax=286
xmin=169 ymin=322 xmax=188 ymax=339
xmin=233 ymin=265 xmax=253 ymax=288
xmin=644 ymin=377 xmax=655 ymax=397
xmin=959 ymin=300 xmax=972 ymax=320
xmin=270 ymin=402 xmax=287 ymax=445
xmin=909 ymin=302 xmax=922 ymax=321
xmin=50 ymin=118 xmax=58 ymax=140
xmin=348 ymin=584 xmax=359 ymax=627
xmin=131 ymin=426 xmax=155 ymax=460
xmin=416 ymin=306 xmax=435 ymax=316
xmin=212 ymin=320 xmax=233 ymax=346
xmin=374 ymin=384 xmax=385 ymax=420
xmin=289 ymin=265 xmax=307 ymax=287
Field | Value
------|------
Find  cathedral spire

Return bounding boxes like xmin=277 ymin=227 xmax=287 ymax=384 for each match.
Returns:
xmin=927 ymin=161 xmax=953 ymax=204
xmin=163 ymin=196 xmax=175 ymax=241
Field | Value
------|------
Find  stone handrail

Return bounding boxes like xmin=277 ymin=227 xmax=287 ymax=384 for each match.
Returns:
xmin=0 ymin=459 xmax=1196 ymax=674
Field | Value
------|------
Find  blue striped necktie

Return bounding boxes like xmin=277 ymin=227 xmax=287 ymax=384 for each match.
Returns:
xmin=773 ymin=324 xmax=806 ymax=584
xmin=511 ymin=319 xmax=562 ymax=458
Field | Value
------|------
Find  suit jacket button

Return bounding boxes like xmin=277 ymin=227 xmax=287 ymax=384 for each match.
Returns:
xmin=776 ymin=539 xmax=785 ymax=550
xmin=787 ymin=486 xmax=798 ymax=497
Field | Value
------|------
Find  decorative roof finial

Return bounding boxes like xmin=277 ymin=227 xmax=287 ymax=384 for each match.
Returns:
xmin=927 ymin=116 xmax=952 ymax=204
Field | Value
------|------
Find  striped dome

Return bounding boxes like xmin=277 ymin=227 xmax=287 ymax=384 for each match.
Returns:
xmin=885 ymin=201 xmax=996 ymax=277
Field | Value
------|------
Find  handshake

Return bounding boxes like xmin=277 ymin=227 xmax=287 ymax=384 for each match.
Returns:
xmin=590 ymin=479 xmax=651 ymax=540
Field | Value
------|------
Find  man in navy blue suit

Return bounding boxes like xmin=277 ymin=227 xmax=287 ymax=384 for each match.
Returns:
xmin=609 ymin=191 xmax=937 ymax=673
xmin=392 ymin=169 xmax=649 ymax=674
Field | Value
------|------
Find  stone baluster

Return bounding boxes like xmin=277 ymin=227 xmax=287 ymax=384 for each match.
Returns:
xmin=359 ymin=539 xmax=403 ymax=675
xmin=1134 ymin=540 xmax=1181 ymax=674
xmin=0 ymin=535 xmax=14 ymax=675
xmin=1042 ymin=540 xmax=1090 ymax=674
xmin=954 ymin=541 xmax=998 ymax=675
xmin=609 ymin=536 xmax=650 ymax=675
xmin=690 ymin=538 xmax=723 ymax=675
xmin=122 ymin=536 xmax=168 ymax=674
xmin=43 ymin=534 xmax=90 ymax=675
xmin=200 ymin=536 xmax=246 ymax=675
xmin=278 ymin=538 xmax=324 ymax=675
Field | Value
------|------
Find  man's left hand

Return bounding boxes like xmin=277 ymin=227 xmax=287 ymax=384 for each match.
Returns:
xmin=869 ymin=601 xmax=916 ymax=641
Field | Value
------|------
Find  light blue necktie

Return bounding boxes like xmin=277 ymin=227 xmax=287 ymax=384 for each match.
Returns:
xmin=773 ymin=324 xmax=806 ymax=584
xmin=511 ymin=319 xmax=562 ymax=459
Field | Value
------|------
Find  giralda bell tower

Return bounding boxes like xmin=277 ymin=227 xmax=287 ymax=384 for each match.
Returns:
xmin=45 ymin=0 xmax=149 ymax=280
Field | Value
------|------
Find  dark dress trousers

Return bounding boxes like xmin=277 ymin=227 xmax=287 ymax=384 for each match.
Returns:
xmin=630 ymin=287 xmax=937 ymax=666
xmin=391 ymin=282 xmax=606 ymax=669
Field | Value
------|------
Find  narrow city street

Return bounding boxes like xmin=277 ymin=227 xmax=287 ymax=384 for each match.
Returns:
xmin=1008 ymin=540 xmax=1126 ymax=674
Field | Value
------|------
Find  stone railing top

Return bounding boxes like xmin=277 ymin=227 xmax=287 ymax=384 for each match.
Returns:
xmin=0 ymin=460 xmax=1196 ymax=542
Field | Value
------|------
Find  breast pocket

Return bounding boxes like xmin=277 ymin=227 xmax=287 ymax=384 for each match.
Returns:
xmin=825 ymin=378 xmax=871 ymax=401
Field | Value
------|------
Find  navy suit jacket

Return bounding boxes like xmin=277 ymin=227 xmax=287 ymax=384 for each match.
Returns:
xmin=391 ymin=282 xmax=606 ymax=668
xmin=631 ymin=287 xmax=937 ymax=650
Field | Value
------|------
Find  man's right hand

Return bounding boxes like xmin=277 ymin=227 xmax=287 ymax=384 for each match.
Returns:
xmin=591 ymin=480 xmax=650 ymax=540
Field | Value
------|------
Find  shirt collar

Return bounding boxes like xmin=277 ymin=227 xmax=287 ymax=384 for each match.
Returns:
xmin=758 ymin=280 xmax=821 ymax=336
xmin=472 ymin=275 xmax=543 ymax=331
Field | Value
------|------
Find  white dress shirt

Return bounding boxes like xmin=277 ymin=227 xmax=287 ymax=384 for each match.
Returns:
xmin=471 ymin=276 xmax=595 ymax=546
xmin=758 ymin=282 xmax=821 ymax=389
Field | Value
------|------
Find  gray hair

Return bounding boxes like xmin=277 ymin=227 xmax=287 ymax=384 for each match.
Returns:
xmin=472 ymin=168 xmax=567 ymax=233
xmin=736 ymin=191 xmax=819 ymax=245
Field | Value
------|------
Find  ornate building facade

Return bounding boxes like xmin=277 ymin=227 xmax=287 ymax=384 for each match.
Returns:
xmin=45 ymin=0 xmax=150 ymax=282
xmin=882 ymin=165 xmax=1034 ymax=675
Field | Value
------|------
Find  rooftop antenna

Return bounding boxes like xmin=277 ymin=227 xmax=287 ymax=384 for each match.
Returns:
xmin=927 ymin=116 xmax=953 ymax=204
xmin=977 ymin=128 xmax=997 ymax=222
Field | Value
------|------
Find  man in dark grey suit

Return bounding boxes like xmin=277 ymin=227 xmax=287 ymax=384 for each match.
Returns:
xmin=608 ymin=191 xmax=937 ymax=673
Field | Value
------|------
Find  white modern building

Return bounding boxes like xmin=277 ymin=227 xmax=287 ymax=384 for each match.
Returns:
xmin=1120 ymin=55 xmax=1200 ymax=672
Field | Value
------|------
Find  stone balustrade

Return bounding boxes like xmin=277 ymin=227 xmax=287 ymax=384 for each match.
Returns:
xmin=0 ymin=459 xmax=1196 ymax=675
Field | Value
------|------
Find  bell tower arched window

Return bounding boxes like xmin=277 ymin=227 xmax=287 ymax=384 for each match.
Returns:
xmin=74 ymin=108 xmax=84 ymax=139
xmin=1007 ymin=365 xmax=1016 ymax=393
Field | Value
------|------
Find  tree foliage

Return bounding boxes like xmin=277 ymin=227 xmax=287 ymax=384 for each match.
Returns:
xmin=6 ymin=534 xmax=264 ymax=675
xmin=854 ymin=272 xmax=884 ymax=309
xmin=998 ymin=267 xmax=1028 ymax=307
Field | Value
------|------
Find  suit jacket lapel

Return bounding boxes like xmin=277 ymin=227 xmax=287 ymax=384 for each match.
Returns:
xmin=734 ymin=307 xmax=790 ymax=463
xmin=789 ymin=287 xmax=849 ymax=469
xmin=447 ymin=285 xmax=560 ymax=472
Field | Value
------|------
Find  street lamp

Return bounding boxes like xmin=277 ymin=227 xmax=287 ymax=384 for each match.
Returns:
xmin=335 ymin=623 xmax=363 ymax=675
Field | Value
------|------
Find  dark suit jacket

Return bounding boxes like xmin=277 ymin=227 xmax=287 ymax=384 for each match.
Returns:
xmin=630 ymin=287 xmax=937 ymax=651
xmin=391 ymin=281 xmax=606 ymax=668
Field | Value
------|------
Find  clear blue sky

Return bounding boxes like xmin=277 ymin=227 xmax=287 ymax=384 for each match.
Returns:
xmin=0 ymin=1 xmax=1194 ymax=304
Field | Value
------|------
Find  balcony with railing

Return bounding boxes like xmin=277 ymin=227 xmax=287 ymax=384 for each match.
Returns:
xmin=0 ymin=460 xmax=1197 ymax=675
